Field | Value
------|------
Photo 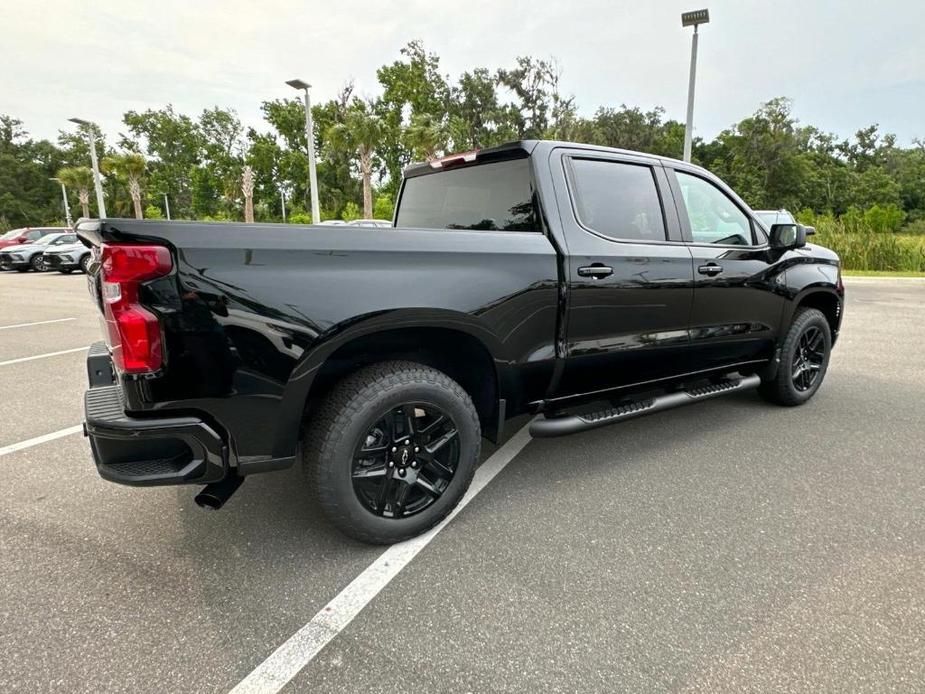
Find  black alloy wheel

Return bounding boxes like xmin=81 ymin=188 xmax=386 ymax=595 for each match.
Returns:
xmin=304 ymin=361 xmax=480 ymax=544
xmin=31 ymin=254 xmax=46 ymax=272
xmin=758 ymin=306 xmax=832 ymax=406
xmin=791 ymin=325 xmax=825 ymax=392
xmin=352 ymin=403 xmax=460 ymax=519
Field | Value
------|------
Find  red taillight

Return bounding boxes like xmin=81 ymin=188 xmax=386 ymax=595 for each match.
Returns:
xmin=100 ymin=244 xmax=172 ymax=374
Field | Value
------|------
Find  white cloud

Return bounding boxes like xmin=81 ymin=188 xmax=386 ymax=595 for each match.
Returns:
xmin=0 ymin=0 xmax=922 ymax=146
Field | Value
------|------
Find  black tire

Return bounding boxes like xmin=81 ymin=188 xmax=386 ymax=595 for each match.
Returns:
xmin=303 ymin=361 xmax=481 ymax=544
xmin=759 ymin=307 xmax=831 ymax=406
xmin=30 ymin=254 xmax=46 ymax=272
xmin=79 ymin=254 xmax=91 ymax=274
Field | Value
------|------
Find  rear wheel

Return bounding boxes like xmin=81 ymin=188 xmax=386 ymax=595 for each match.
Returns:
xmin=759 ymin=307 xmax=831 ymax=406
xmin=303 ymin=361 xmax=480 ymax=544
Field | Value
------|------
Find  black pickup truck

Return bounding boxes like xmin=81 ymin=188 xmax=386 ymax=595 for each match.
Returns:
xmin=77 ymin=140 xmax=843 ymax=544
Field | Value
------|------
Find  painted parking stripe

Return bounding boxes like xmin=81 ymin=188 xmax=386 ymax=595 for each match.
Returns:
xmin=0 ymin=317 xmax=76 ymax=330
xmin=0 ymin=346 xmax=88 ymax=367
xmin=0 ymin=425 xmax=84 ymax=457
xmin=229 ymin=423 xmax=534 ymax=694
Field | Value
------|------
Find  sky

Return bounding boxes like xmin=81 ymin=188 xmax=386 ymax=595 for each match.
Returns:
xmin=2 ymin=0 xmax=923 ymax=148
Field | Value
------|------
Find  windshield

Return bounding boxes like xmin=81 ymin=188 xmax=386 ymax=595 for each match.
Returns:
xmin=35 ymin=234 xmax=64 ymax=246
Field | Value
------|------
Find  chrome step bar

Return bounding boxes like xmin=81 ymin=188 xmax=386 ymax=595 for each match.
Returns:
xmin=529 ymin=374 xmax=761 ymax=438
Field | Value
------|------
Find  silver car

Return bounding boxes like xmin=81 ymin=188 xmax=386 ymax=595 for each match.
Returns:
xmin=0 ymin=232 xmax=76 ymax=272
xmin=42 ymin=239 xmax=91 ymax=274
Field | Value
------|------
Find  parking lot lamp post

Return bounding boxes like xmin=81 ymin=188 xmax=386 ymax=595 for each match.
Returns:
xmin=68 ymin=118 xmax=107 ymax=218
xmin=163 ymin=194 xmax=171 ymax=220
xmin=285 ymin=79 xmax=321 ymax=224
xmin=681 ymin=9 xmax=710 ymax=162
xmin=51 ymin=177 xmax=73 ymax=228
xmin=280 ymin=188 xmax=287 ymax=223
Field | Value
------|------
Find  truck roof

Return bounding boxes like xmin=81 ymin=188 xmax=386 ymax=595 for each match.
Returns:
xmin=403 ymin=139 xmax=692 ymax=178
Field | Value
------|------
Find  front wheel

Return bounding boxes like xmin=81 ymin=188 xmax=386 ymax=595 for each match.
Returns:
xmin=759 ymin=307 xmax=832 ymax=406
xmin=30 ymin=254 xmax=46 ymax=272
xmin=303 ymin=361 xmax=481 ymax=544
xmin=79 ymin=255 xmax=91 ymax=274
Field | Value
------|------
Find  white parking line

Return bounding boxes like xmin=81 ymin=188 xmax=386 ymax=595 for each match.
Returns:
xmin=0 ymin=425 xmax=84 ymax=457
xmin=0 ymin=346 xmax=88 ymax=367
xmin=0 ymin=317 xmax=76 ymax=330
xmin=229 ymin=423 xmax=534 ymax=694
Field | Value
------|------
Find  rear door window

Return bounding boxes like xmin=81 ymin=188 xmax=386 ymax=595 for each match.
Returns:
xmin=567 ymin=158 xmax=667 ymax=242
xmin=396 ymin=159 xmax=536 ymax=231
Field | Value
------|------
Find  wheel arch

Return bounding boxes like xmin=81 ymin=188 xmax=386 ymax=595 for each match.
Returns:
xmin=791 ymin=287 xmax=842 ymax=343
xmin=272 ymin=313 xmax=507 ymax=459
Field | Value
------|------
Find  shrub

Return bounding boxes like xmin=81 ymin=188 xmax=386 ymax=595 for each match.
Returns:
xmin=812 ymin=217 xmax=925 ymax=272
xmin=341 ymin=201 xmax=361 ymax=222
xmin=144 ymin=204 xmax=164 ymax=219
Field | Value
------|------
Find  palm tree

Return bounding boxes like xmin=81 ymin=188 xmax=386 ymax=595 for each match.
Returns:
xmin=102 ymin=153 xmax=146 ymax=219
xmin=403 ymin=113 xmax=447 ymax=161
xmin=241 ymin=165 xmax=255 ymax=223
xmin=326 ymin=101 xmax=383 ymax=219
xmin=56 ymin=166 xmax=94 ymax=218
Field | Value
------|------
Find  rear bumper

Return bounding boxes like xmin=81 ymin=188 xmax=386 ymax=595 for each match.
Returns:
xmin=83 ymin=342 xmax=228 ymax=487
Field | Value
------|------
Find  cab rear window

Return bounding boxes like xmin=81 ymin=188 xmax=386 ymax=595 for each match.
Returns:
xmin=396 ymin=159 xmax=536 ymax=231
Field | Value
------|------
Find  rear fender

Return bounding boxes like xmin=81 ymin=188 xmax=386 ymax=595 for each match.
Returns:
xmin=271 ymin=309 xmax=508 ymax=459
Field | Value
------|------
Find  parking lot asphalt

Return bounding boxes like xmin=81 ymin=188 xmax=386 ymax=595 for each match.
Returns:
xmin=1 ymin=270 xmax=923 ymax=693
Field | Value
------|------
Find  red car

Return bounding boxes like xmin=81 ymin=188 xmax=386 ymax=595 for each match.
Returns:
xmin=0 ymin=227 xmax=70 ymax=250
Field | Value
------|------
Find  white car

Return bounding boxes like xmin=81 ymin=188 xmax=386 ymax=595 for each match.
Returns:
xmin=0 ymin=232 xmax=76 ymax=272
xmin=43 ymin=239 xmax=91 ymax=274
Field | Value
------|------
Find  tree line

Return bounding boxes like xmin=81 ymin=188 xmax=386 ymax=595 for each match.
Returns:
xmin=2 ymin=40 xmax=924 ymax=234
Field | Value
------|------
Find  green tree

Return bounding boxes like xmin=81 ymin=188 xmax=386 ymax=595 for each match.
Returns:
xmin=121 ymin=105 xmax=205 ymax=218
xmin=403 ymin=112 xmax=447 ymax=161
xmin=326 ymin=101 xmax=384 ymax=218
xmin=102 ymin=152 xmax=147 ymax=219
xmin=56 ymin=166 xmax=94 ymax=218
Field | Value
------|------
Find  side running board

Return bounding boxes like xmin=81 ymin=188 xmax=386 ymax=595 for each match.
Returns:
xmin=529 ymin=375 xmax=761 ymax=438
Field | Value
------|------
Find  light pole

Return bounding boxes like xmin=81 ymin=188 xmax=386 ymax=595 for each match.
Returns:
xmin=68 ymin=117 xmax=107 ymax=218
xmin=51 ymin=178 xmax=74 ymax=227
xmin=163 ymin=194 xmax=171 ymax=220
xmin=280 ymin=188 xmax=287 ymax=223
xmin=681 ymin=9 xmax=710 ymax=163
xmin=286 ymin=79 xmax=321 ymax=224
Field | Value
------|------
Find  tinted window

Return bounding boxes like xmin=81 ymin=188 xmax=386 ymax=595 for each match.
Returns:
xmin=396 ymin=159 xmax=535 ymax=231
xmin=569 ymin=159 xmax=666 ymax=242
xmin=676 ymin=172 xmax=754 ymax=245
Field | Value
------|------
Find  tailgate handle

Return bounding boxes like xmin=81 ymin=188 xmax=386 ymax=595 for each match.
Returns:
xmin=577 ymin=264 xmax=613 ymax=279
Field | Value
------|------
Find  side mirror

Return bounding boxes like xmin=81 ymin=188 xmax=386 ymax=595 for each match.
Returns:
xmin=769 ymin=223 xmax=810 ymax=249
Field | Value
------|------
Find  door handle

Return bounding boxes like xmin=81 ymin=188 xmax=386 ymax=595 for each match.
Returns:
xmin=697 ymin=264 xmax=723 ymax=276
xmin=577 ymin=264 xmax=613 ymax=278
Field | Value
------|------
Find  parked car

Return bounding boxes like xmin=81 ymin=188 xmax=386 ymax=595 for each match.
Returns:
xmin=347 ymin=219 xmax=393 ymax=228
xmin=0 ymin=226 xmax=70 ymax=251
xmin=0 ymin=232 xmax=76 ymax=272
xmin=43 ymin=238 xmax=92 ymax=274
xmin=78 ymin=140 xmax=843 ymax=544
